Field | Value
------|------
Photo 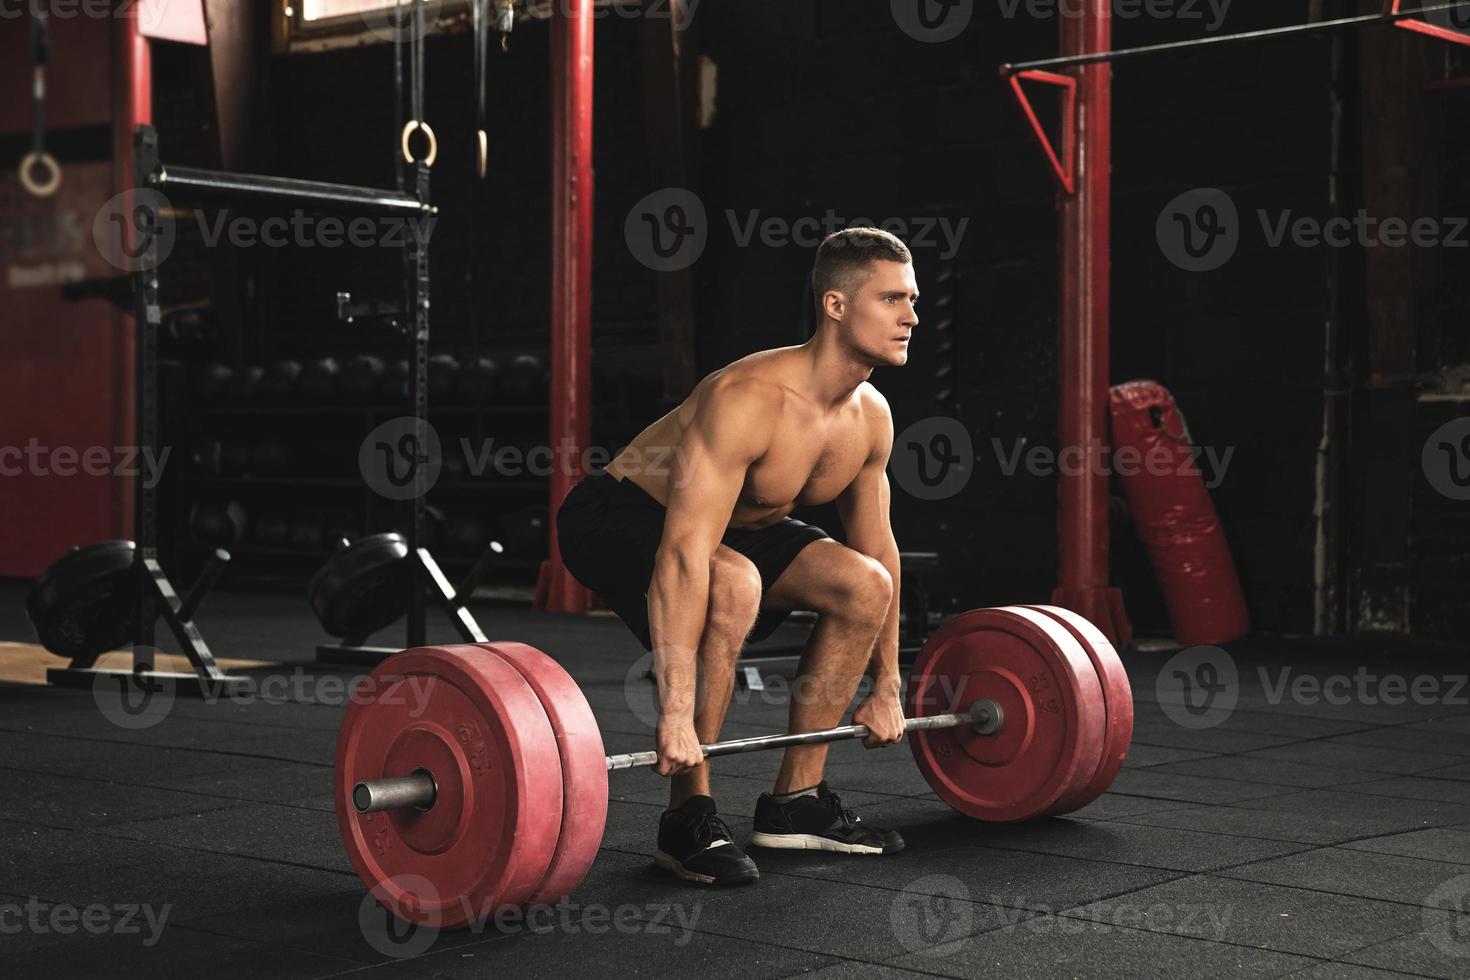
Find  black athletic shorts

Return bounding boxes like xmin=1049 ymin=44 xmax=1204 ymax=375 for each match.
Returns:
xmin=556 ymin=469 xmax=829 ymax=651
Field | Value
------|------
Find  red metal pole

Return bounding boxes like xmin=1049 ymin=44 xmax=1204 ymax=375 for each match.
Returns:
xmin=111 ymin=10 xmax=152 ymax=542
xmin=540 ymin=0 xmax=595 ymax=613
xmin=1051 ymin=0 xmax=1131 ymax=646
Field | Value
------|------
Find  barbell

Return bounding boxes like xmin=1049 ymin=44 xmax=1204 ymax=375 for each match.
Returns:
xmin=353 ymin=699 xmax=1005 ymax=812
xmin=335 ymin=604 xmax=1133 ymax=929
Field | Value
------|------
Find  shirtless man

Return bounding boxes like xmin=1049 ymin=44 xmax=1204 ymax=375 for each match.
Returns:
xmin=556 ymin=227 xmax=917 ymax=885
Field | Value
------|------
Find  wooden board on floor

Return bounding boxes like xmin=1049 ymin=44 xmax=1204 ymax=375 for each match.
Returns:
xmin=0 ymin=642 xmax=277 ymax=686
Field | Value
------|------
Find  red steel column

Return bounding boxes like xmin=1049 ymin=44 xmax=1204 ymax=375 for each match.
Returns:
xmin=1051 ymin=0 xmax=1130 ymax=645
xmin=112 ymin=10 xmax=152 ymax=541
xmin=541 ymin=0 xmax=594 ymax=613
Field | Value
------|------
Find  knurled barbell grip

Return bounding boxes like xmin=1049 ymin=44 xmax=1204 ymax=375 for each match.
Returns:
xmin=353 ymin=700 xmax=1003 ymax=813
xmin=606 ymin=700 xmax=1002 ymax=771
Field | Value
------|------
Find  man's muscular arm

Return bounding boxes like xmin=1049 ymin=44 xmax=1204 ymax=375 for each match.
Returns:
xmin=648 ymin=378 xmax=778 ymax=776
xmin=835 ymin=388 xmax=903 ymax=746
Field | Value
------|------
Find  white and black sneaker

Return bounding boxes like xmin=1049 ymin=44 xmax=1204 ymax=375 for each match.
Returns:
xmin=749 ymin=781 xmax=904 ymax=855
xmin=654 ymin=795 xmax=760 ymax=886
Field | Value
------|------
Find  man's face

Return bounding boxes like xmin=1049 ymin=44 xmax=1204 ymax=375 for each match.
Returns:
xmin=833 ymin=260 xmax=919 ymax=368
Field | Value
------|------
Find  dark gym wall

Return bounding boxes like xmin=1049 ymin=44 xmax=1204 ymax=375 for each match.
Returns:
xmin=695 ymin=2 xmax=1343 ymax=635
xmin=263 ymin=17 xmax=660 ymax=404
xmin=260 ymin=2 xmax=1466 ymax=640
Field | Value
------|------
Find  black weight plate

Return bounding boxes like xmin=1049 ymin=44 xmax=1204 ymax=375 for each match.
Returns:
xmin=308 ymin=533 xmax=411 ymax=638
xmin=26 ymin=541 xmax=137 ymax=658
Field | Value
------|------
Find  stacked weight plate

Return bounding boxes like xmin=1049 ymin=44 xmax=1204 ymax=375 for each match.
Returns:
xmin=334 ymin=642 xmax=607 ymax=927
xmin=905 ymin=604 xmax=1132 ymax=822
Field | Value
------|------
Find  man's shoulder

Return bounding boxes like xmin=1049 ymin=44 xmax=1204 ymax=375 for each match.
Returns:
xmin=699 ymin=353 xmax=797 ymax=407
xmin=855 ymin=382 xmax=894 ymax=432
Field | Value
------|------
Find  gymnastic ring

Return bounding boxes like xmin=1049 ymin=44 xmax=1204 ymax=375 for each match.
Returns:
xmin=400 ymin=120 xmax=438 ymax=168
xmin=19 ymin=152 xmax=61 ymax=197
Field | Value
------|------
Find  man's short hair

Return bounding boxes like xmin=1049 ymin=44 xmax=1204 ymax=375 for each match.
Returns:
xmin=811 ymin=227 xmax=913 ymax=321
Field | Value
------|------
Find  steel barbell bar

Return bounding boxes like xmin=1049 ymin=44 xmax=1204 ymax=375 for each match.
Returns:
xmin=352 ymin=698 xmax=1005 ymax=814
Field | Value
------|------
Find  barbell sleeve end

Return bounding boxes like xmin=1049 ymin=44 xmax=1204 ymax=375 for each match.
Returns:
xmin=353 ymin=770 xmax=437 ymax=813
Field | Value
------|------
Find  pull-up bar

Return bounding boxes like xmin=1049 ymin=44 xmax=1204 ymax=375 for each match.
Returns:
xmin=1001 ymin=1 xmax=1470 ymax=75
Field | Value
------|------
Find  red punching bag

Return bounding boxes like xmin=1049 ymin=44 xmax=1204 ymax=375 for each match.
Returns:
xmin=1109 ymin=381 xmax=1249 ymax=645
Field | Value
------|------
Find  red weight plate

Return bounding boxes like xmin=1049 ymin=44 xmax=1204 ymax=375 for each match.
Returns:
xmin=476 ymin=642 xmax=608 ymax=906
xmin=335 ymin=645 xmax=563 ymax=929
xmin=1020 ymin=605 xmax=1134 ymax=815
xmin=906 ymin=607 xmax=1107 ymax=823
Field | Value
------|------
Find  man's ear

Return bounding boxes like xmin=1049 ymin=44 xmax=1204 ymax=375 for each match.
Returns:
xmin=823 ymin=290 xmax=846 ymax=322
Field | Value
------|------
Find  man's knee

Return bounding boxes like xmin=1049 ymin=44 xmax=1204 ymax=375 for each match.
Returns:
xmin=705 ymin=552 xmax=762 ymax=645
xmin=833 ymin=554 xmax=892 ymax=628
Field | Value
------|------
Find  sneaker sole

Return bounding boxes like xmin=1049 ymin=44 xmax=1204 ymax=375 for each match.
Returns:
xmin=654 ymin=850 xmax=759 ymax=886
xmin=748 ymin=831 xmax=890 ymax=854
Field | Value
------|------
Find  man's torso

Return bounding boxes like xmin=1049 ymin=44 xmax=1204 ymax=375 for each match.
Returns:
xmin=606 ymin=348 xmax=877 ymax=529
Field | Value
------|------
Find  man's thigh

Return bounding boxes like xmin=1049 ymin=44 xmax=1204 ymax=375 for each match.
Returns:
xmin=760 ymin=538 xmax=877 ymax=615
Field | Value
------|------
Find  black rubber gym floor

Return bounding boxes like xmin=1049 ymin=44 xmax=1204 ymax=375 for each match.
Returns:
xmin=3 ymin=579 xmax=1469 ymax=979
